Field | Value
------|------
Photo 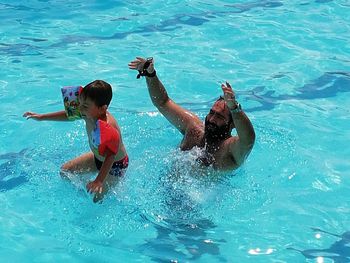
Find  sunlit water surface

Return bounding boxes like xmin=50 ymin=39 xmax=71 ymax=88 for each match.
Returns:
xmin=1 ymin=0 xmax=350 ymax=262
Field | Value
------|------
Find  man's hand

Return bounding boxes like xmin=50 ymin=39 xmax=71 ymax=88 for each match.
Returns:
xmin=221 ymin=82 xmax=238 ymax=110
xmin=128 ymin=57 xmax=155 ymax=74
xmin=86 ymin=179 xmax=103 ymax=194
xmin=23 ymin=112 xmax=43 ymax=120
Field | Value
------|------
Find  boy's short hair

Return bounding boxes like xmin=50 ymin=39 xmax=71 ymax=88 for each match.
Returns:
xmin=80 ymin=80 xmax=112 ymax=107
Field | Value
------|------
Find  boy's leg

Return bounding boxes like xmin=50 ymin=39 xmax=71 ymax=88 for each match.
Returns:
xmin=61 ymin=151 xmax=97 ymax=174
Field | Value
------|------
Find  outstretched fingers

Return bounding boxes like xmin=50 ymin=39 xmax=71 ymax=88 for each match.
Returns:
xmin=23 ymin=111 xmax=35 ymax=119
xmin=128 ymin=61 xmax=139 ymax=70
xmin=221 ymin=82 xmax=237 ymax=110
xmin=128 ymin=57 xmax=146 ymax=70
xmin=221 ymin=82 xmax=235 ymax=98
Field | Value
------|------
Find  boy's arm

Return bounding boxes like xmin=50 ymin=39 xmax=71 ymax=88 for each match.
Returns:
xmin=23 ymin=110 xmax=69 ymax=121
xmin=86 ymin=149 xmax=116 ymax=194
xmin=129 ymin=57 xmax=202 ymax=135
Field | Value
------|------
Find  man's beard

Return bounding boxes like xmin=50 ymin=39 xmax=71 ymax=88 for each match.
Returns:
xmin=204 ymin=117 xmax=231 ymax=144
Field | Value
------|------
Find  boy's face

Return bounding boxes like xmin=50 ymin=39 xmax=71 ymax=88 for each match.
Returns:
xmin=79 ymin=96 xmax=104 ymax=119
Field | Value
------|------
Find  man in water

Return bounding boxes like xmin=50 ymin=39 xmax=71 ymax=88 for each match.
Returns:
xmin=128 ymin=57 xmax=255 ymax=170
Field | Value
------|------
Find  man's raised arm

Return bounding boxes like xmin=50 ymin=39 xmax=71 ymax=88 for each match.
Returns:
xmin=128 ymin=57 xmax=201 ymax=134
xmin=222 ymin=82 xmax=255 ymax=165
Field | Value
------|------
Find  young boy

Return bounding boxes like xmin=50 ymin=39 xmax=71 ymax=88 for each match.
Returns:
xmin=23 ymin=80 xmax=128 ymax=202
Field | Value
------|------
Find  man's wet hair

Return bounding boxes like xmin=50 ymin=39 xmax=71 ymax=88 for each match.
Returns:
xmin=80 ymin=80 xmax=112 ymax=107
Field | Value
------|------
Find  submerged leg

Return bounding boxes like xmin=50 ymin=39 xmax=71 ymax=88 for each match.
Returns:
xmin=93 ymin=173 xmax=123 ymax=203
xmin=60 ymin=151 xmax=97 ymax=177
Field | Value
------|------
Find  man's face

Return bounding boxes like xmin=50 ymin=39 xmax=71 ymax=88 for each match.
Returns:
xmin=204 ymin=100 xmax=233 ymax=143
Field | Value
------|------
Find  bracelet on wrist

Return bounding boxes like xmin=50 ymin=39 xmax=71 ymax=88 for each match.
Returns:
xmin=137 ymin=69 xmax=156 ymax=78
xmin=137 ymin=57 xmax=156 ymax=78
xmin=145 ymin=70 xmax=157 ymax=78
xmin=230 ymin=102 xmax=242 ymax=113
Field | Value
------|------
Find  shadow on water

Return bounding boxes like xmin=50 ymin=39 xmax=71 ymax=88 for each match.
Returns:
xmin=288 ymin=228 xmax=350 ymax=262
xmin=0 ymin=149 xmax=29 ymax=191
xmin=0 ymin=1 xmax=285 ymax=54
xmin=244 ymin=71 xmax=350 ymax=113
xmin=0 ymin=0 xmax=339 ymax=57
xmin=138 ymin=217 xmax=227 ymax=263
xmin=180 ymin=71 xmax=350 ymax=114
xmin=0 ymin=0 xmax=337 ymax=57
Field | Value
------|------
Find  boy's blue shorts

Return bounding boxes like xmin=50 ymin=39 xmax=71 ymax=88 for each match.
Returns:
xmin=94 ymin=155 xmax=128 ymax=177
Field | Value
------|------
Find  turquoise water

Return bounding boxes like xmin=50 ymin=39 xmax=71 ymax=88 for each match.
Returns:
xmin=1 ymin=0 xmax=350 ymax=262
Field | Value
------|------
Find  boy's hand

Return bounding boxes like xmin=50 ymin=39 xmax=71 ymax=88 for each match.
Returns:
xmin=23 ymin=111 xmax=43 ymax=120
xmin=128 ymin=57 xmax=155 ymax=74
xmin=221 ymin=82 xmax=238 ymax=110
xmin=86 ymin=180 xmax=103 ymax=194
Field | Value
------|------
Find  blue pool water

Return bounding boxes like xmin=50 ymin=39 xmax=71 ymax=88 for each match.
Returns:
xmin=1 ymin=0 xmax=350 ymax=262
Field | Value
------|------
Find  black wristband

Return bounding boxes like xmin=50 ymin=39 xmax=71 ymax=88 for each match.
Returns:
xmin=139 ymin=69 xmax=156 ymax=78
xmin=136 ymin=57 xmax=156 ymax=78
xmin=146 ymin=70 xmax=156 ymax=77
xmin=230 ymin=103 xmax=242 ymax=113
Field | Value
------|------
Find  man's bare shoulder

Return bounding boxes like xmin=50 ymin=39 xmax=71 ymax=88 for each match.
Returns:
xmin=186 ymin=122 xmax=204 ymax=137
xmin=180 ymin=122 xmax=204 ymax=150
xmin=225 ymin=135 xmax=239 ymax=145
xmin=222 ymin=136 xmax=239 ymax=154
xmin=210 ymin=136 xmax=239 ymax=169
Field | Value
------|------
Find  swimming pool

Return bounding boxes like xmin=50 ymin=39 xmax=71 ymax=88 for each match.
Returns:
xmin=1 ymin=0 xmax=350 ymax=261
